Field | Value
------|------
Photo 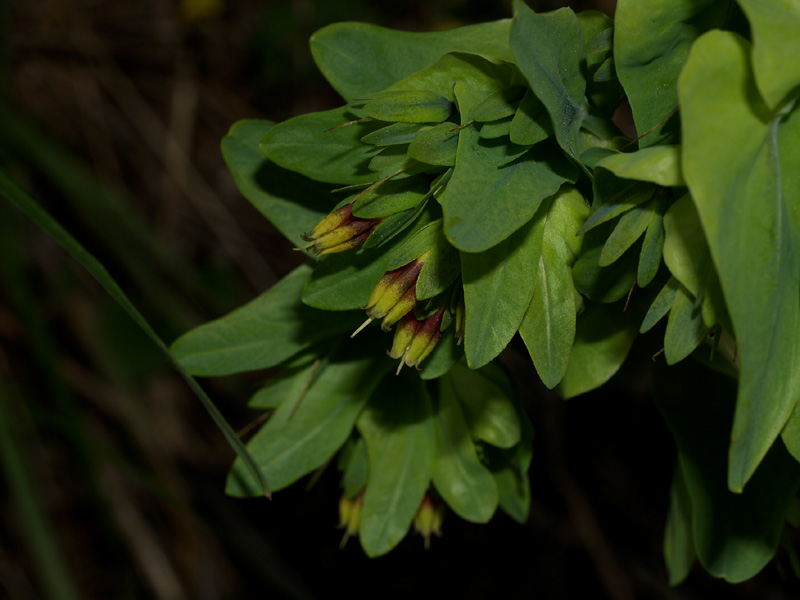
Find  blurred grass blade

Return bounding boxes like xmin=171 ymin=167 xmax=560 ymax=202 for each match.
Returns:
xmin=0 ymin=170 xmax=270 ymax=497
xmin=0 ymin=378 xmax=81 ymax=600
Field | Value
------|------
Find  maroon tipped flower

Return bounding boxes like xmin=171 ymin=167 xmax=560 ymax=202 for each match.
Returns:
xmin=297 ymin=203 xmax=381 ymax=256
xmin=389 ymin=307 xmax=445 ymax=374
xmin=338 ymin=491 xmax=363 ymax=549
xmin=413 ymin=493 xmax=444 ymax=549
xmin=352 ymin=252 xmax=429 ymax=337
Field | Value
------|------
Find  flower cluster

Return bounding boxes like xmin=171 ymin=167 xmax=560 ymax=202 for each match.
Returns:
xmin=297 ymin=203 xmax=381 ymax=256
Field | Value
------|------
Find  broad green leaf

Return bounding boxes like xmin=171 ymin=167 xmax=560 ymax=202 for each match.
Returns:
xmin=0 ymin=170 xmax=269 ymax=497
xmin=407 ymin=122 xmax=459 ymax=167
xmin=556 ymin=303 xmax=638 ymax=399
xmin=450 ymin=362 xmax=520 ymax=448
xmin=520 ymin=188 xmax=588 ymax=388
xmin=362 ymin=90 xmax=454 ymax=123
xmin=509 ymin=88 xmax=553 ymax=147
xmin=261 ymin=106 xmax=383 ymax=185
xmin=361 ymin=122 xmax=432 ymax=146
xmin=342 ymin=437 xmax=369 ymax=498
xmin=738 ymin=0 xmax=800 ymax=109
xmin=310 ymin=20 xmax=514 ymax=101
xmin=679 ymin=31 xmax=800 ymax=491
xmin=443 ymin=81 xmax=576 ymax=252
xmin=221 ymin=120 xmax=333 ymax=247
xmin=599 ymin=201 xmax=652 ymax=267
xmin=654 ymin=361 xmax=800 ymax=582
xmin=511 ymin=2 xmax=588 ymax=159
xmin=461 ymin=217 xmax=541 ymax=369
xmin=367 ymin=145 xmax=426 ymax=178
xmin=614 ymin=0 xmax=733 ymax=146
xmin=361 ymin=207 xmax=418 ymax=250
xmin=172 ymin=265 xmax=360 ymax=375
xmin=781 ymin=402 xmax=800 ymax=464
xmin=248 ymin=358 xmax=318 ymax=409
xmin=303 ymin=206 xmax=435 ymax=310
xmin=352 ymin=177 xmax=428 ymax=218
xmin=358 ymin=373 xmax=435 ymax=557
xmin=432 ymin=376 xmax=499 ymax=522
xmin=227 ymin=356 xmax=388 ymax=496
xmin=664 ymin=463 xmax=697 ymax=586
xmin=664 ymin=283 xmax=708 ymax=365
xmin=596 ymin=146 xmax=685 ymax=187
xmin=417 ymin=228 xmax=460 ymax=300
xmin=640 ymin=277 xmax=679 ymax=333
xmin=386 ymin=219 xmax=443 ymax=271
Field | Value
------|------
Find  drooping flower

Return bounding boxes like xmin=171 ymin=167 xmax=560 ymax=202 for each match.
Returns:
xmin=298 ymin=203 xmax=381 ymax=256
xmin=337 ymin=491 xmax=363 ymax=549
xmin=389 ymin=307 xmax=445 ymax=374
xmin=413 ymin=492 xmax=444 ymax=549
xmin=352 ymin=252 xmax=429 ymax=337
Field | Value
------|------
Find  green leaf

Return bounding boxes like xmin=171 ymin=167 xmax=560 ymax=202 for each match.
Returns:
xmin=654 ymin=361 xmax=800 ymax=582
xmin=679 ymin=31 xmax=800 ymax=491
xmin=357 ymin=373 xmax=435 ymax=557
xmin=248 ymin=358 xmax=318 ymax=409
xmin=664 ymin=463 xmax=697 ymax=586
xmin=509 ymin=88 xmax=553 ymax=147
xmin=599 ymin=201 xmax=652 ymax=267
xmin=0 ymin=170 xmax=269 ymax=496
xmin=432 ymin=376 xmax=499 ymax=522
xmin=227 ymin=356 xmax=388 ymax=496
xmin=303 ymin=206 xmax=435 ymax=310
xmin=556 ymin=303 xmax=638 ymax=399
xmin=367 ymin=145 xmax=425 ymax=178
xmin=310 ymin=20 xmax=515 ymax=101
xmin=386 ymin=219 xmax=443 ymax=271
xmin=418 ymin=331 xmax=463 ymax=380
xmin=407 ymin=122 xmax=459 ymax=167
xmin=261 ymin=106 xmax=383 ymax=185
xmin=640 ymin=277 xmax=679 ymax=334
xmin=480 ymin=116 xmax=514 ymax=140
xmin=664 ymin=283 xmax=708 ymax=365
xmin=361 ymin=122 xmax=432 ymax=146
xmin=572 ymin=224 xmax=639 ymax=304
xmin=579 ymin=169 xmax=656 ymax=235
xmin=737 ymin=0 xmax=800 ymax=110
xmin=362 ymin=90 xmax=454 ymax=123
xmin=351 ymin=177 xmax=428 ymax=218
xmin=172 ymin=265 xmax=359 ymax=375
xmin=511 ymin=1 xmax=588 ymax=159
xmin=520 ymin=188 xmax=588 ymax=388
xmin=461 ymin=217 xmax=541 ymax=369
xmin=614 ymin=0 xmax=733 ymax=146
xmin=662 ymin=194 xmax=712 ymax=297
xmin=595 ymin=145 xmax=685 ymax=187
xmin=443 ymin=82 xmax=576 ymax=252
xmin=449 ymin=362 xmax=520 ymax=448
xmin=638 ymin=194 xmax=669 ymax=287
xmin=221 ymin=120 xmax=333 ymax=247
xmin=417 ymin=227 xmax=460 ymax=301
xmin=342 ymin=436 xmax=369 ymax=498
xmin=468 ymin=86 xmax=526 ymax=122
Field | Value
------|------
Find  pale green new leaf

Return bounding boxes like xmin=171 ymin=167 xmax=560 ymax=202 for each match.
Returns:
xmin=679 ymin=31 xmax=800 ymax=491
xmin=596 ymin=145 xmax=685 ymax=187
xmin=664 ymin=463 xmax=697 ymax=586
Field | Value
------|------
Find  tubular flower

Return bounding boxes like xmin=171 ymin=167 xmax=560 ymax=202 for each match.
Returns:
xmin=413 ymin=493 xmax=444 ymax=549
xmin=389 ymin=307 xmax=445 ymax=374
xmin=337 ymin=492 xmax=363 ymax=549
xmin=298 ymin=203 xmax=381 ymax=256
xmin=352 ymin=252 xmax=429 ymax=337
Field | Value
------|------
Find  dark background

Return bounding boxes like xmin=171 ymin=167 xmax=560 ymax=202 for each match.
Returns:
xmin=1 ymin=0 xmax=796 ymax=598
